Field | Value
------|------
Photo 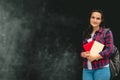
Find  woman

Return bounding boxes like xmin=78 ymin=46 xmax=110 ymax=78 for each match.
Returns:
xmin=80 ymin=9 xmax=114 ymax=80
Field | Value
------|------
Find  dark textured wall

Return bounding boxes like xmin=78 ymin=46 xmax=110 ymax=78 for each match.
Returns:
xmin=0 ymin=0 xmax=119 ymax=80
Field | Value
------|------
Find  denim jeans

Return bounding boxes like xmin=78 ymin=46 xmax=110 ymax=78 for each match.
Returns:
xmin=82 ymin=67 xmax=110 ymax=80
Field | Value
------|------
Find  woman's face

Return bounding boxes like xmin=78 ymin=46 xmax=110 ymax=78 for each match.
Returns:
xmin=90 ymin=12 xmax=102 ymax=28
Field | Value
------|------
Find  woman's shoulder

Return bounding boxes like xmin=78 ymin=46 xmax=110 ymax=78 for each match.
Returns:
xmin=104 ymin=27 xmax=112 ymax=32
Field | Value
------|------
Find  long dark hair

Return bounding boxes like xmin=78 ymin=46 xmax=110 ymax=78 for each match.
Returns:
xmin=83 ymin=9 xmax=105 ymax=39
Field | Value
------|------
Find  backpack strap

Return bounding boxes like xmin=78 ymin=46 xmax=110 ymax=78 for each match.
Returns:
xmin=104 ymin=28 xmax=110 ymax=38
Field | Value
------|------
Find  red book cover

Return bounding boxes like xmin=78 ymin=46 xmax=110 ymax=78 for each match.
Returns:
xmin=83 ymin=40 xmax=94 ymax=51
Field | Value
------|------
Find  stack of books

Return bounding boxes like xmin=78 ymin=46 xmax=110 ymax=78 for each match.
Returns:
xmin=83 ymin=40 xmax=105 ymax=54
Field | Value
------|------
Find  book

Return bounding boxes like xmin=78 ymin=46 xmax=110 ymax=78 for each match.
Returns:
xmin=83 ymin=40 xmax=105 ymax=55
xmin=83 ymin=40 xmax=94 ymax=51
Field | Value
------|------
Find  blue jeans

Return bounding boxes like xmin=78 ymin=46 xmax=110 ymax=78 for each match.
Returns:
xmin=82 ymin=67 xmax=110 ymax=80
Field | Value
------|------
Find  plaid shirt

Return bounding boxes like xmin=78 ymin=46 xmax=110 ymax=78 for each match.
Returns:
xmin=81 ymin=27 xmax=114 ymax=69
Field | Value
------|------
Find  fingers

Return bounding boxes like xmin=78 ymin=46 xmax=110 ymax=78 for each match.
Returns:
xmin=81 ymin=52 xmax=90 ymax=58
xmin=87 ymin=54 xmax=98 ymax=62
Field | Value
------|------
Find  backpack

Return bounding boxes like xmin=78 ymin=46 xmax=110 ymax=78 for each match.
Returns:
xmin=104 ymin=28 xmax=120 ymax=80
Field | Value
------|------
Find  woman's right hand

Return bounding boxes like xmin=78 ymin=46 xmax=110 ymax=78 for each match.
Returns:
xmin=81 ymin=51 xmax=90 ymax=58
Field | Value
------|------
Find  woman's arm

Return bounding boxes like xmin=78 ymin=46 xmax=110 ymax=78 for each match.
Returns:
xmin=99 ymin=30 xmax=114 ymax=59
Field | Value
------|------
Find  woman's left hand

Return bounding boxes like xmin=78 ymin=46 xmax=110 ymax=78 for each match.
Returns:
xmin=87 ymin=53 xmax=100 ymax=62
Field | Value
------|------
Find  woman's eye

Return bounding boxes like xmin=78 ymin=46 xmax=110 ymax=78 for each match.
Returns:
xmin=96 ymin=18 xmax=101 ymax=20
xmin=91 ymin=16 xmax=95 ymax=19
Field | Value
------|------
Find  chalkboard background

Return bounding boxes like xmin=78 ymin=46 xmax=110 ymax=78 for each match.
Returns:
xmin=0 ymin=0 xmax=119 ymax=80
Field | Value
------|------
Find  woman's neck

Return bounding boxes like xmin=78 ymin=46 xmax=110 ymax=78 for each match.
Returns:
xmin=92 ymin=27 xmax=100 ymax=34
